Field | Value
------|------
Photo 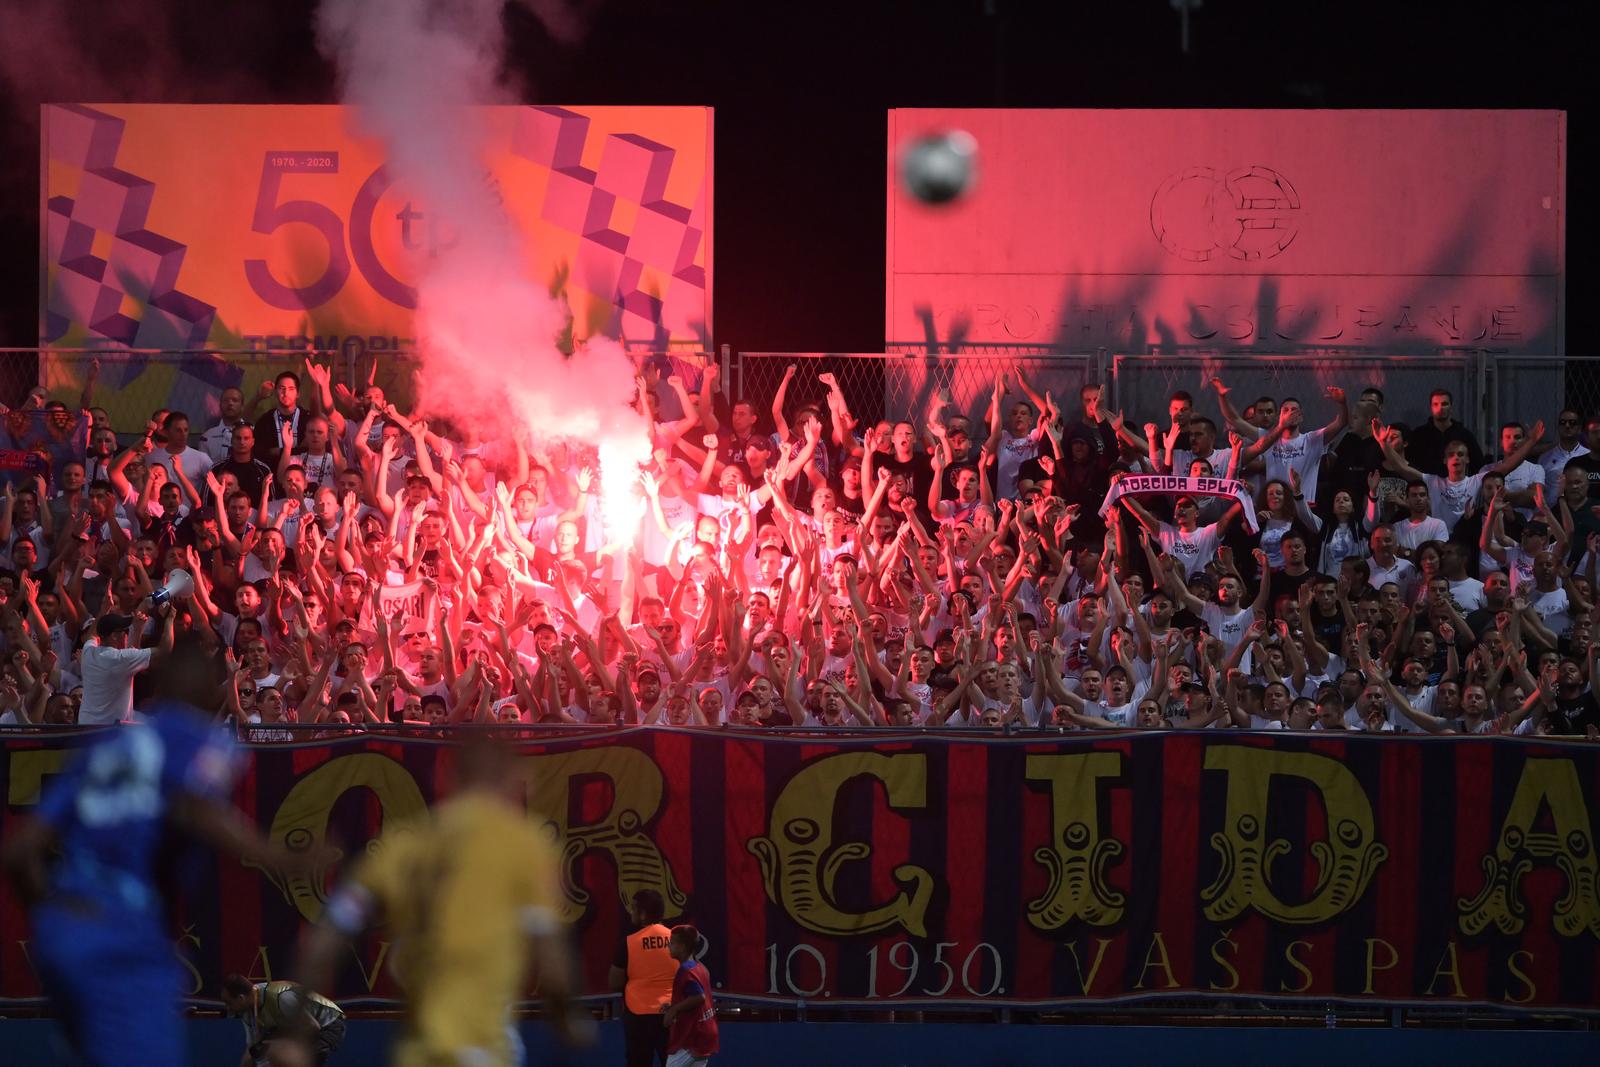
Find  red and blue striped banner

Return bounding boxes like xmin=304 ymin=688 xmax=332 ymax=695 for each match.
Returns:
xmin=2 ymin=729 xmax=1597 ymax=1010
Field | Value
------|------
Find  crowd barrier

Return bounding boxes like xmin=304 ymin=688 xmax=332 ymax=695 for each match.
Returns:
xmin=3 ymin=727 xmax=1597 ymax=1015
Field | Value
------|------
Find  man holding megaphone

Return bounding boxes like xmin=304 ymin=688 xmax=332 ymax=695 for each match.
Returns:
xmin=77 ymin=570 xmax=193 ymax=725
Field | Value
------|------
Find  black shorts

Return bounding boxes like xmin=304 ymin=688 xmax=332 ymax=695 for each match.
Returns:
xmin=254 ymin=1018 xmax=345 ymax=1067
xmin=312 ymin=1017 xmax=347 ymax=1064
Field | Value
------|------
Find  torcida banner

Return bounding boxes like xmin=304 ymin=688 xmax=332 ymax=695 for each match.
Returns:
xmin=887 ymin=109 xmax=1564 ymax=355
xmin=2 ymin=730 xmax=1597 ymax=1010
xmin=39 ymin=104 xmax=712 ymax=357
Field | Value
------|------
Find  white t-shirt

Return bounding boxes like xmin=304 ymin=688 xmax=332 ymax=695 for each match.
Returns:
xmin=1393 ymin=515 xmax=1449 ymax=552
xmin=1257 ymin=428 xmax=1328 ymax=500
xmin=200 ymin=421 xmax=241 ymax=465
xmin=1529 ymin=585 xmax=1572 ymax=637
xmin=1502 ymin=459 xmax=1546 ymax=515
xmin=1501 ymin=545 xmax=1538 ymax=595
xmin=1158 ymin=522 xmax=1221 ymax=578
xmin=1201 ymin=602 xmax=1254 ymax=655
xmin=1388 ymin=685 xmax=1435 ymax=733
xmin=695 ymin=493 xmax=754 ymax=549
xmin=148 ymin=445 xmax=215 ymax=486
xmin=78 ymin=641 xmax=154 ymax=724
xmin=995 ymin=429 xmax=1042 ymax=500
xmin=1540 ymin=443 xmax=1589 ymax=495
xmin=1422 ymin=472 xmax=1486 ymax=534
xmin=1367 ymin=556 xmax=1418 ymax=598
xmin=1447 ymin=577 xmax=1486 ymax=612
xmin=1173 ymin=445 xmax=1236 ymax=479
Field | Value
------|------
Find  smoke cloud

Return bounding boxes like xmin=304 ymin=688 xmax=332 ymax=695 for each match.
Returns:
xmin=316 ymin=0 xmax=650 ymax=539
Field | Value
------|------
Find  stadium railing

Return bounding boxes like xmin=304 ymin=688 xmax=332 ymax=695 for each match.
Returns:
xmin=5 ymin=343 xmax=1594 ymax=453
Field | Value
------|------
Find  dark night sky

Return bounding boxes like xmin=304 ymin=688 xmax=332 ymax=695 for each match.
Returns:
xmin=0 ymin=0 xmax=1586 ymax=367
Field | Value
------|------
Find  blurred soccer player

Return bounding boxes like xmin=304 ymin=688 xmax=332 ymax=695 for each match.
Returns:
xmin=0 ymin=635 xmax=319 ymax=1067
xmin=222 ymin=973 xmax=346 ymax=1067
xmin=297 ymin=738 xmax=591 ymax=1066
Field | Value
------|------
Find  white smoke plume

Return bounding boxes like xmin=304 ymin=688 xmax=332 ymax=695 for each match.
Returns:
xmin=316 ymin=0 xmax=650 ymax=540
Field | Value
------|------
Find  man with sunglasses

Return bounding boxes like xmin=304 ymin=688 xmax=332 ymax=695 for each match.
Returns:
xmin=1537 ymin=408 xmax=1589 ymax=496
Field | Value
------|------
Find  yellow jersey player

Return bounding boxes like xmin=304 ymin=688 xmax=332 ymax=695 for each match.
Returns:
xmin=297 ymin=741 xmax=591 ymax=1066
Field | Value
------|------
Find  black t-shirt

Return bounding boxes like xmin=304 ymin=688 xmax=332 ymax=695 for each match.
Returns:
xmin=252 ymin=407 xmax=305 ymax=469
xmin=214 ymin=457 xmax=274 ymax=501
xmin=880 ymin=451 xmax=934 ymax=502
xmin=1325 ymin=433 xmax=1384 ymax=511
xmin=1307 ymin=604 xmax=1345 ymax=648
xmin=830 ymin=483 xmax=867 ymax=519
xmin=1566 ymin=452 xmax=1600 ymax=500
xmin=938 ymin=460 xmax=981 ymax=502
xmin=1273 ymin=568 xmax=1320 ymax=610
xmin=1549 ymin=690 xmax=1600 ymax=735
xmin=1464 ymin=606 xmax=1505 ymax=642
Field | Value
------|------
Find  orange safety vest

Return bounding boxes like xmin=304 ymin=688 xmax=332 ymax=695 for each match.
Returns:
xmin=624 ymin=922 xmax=676 ymax=1014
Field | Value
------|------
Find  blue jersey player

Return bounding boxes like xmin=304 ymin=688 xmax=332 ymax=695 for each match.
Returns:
xmin=2 ymin=633 xmax=316 ymax=1067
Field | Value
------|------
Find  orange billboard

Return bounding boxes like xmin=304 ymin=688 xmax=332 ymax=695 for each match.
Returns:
xmin=41 ymin=104 xmax=712 ymax=356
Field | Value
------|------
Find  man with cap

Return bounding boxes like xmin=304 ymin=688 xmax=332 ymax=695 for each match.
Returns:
xmin=78 ymin=603 xmax=176 ymax=725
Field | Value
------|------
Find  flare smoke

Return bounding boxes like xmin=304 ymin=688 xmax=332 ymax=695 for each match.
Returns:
xmin=317 ymin=0 xmax=649 ymax=539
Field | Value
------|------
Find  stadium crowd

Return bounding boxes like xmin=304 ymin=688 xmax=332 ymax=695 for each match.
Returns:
xmin=2 ymin=353 xmax=1599 ymax=738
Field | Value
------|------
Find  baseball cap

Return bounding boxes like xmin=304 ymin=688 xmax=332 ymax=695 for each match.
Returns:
xmin=636 ymin=667 xmax=661 ymax=682
xmin=96 ymin=614 xmax=135 ymax=639
xmin=341 ymin=567 xmax=369 ymax=584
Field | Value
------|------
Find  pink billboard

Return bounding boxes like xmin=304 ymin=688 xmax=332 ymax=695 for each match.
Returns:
xmin=887 ymin=110 xmax=1564 ymax=354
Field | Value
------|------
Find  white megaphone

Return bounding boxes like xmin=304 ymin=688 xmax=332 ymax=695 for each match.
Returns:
xmin=150 ymin=568 xmax=195 ymax=609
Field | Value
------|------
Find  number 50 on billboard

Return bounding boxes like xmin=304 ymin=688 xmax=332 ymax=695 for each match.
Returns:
xmin=40 ymin=104 xmax=712 ymax=352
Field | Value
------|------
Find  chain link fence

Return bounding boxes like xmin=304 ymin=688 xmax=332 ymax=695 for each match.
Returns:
xmin=1486 ymin=354 xmax=1600 ymax=434
xmin=735 ymin=348 xmax=1105 ymax=433
xmin=4 ymin=346 xmax=710 ymax=439
xmin=6 ymin=347 xmax=357 ymax=435
xmin=1110 ymin=350 xmax=1481 ymax=435
xmin=7 ymin=343 xmax=1593 ymax=446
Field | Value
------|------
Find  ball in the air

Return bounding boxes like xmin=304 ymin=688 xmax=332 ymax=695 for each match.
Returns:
xmin=899 ymin=130 xmax=978 ymax=205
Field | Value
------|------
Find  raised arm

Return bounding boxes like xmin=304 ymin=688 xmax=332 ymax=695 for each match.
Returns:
xmin=1488 ymin=419 xmax=1547 ymax=476
xmin=1209 ymin=375 xmax=1258 ymax=438
xmin=771 ymin=363 xmax=797 ymax=444
xmin=1316 ymin=386 xmax=1349 ymax=440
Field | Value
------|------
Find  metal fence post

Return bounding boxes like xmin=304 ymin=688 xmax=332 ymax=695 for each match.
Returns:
xmin=343 ymin=342 xmax=358 ymax=395
xmin=720 ymin=343 xmax=732 ymax=404
xmin=1477 ymin=348 xmax=1492 ymax=439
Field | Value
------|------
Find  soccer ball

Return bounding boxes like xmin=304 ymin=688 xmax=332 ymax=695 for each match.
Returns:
xmin=899 ymin=131 xmax=978 ymax=205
